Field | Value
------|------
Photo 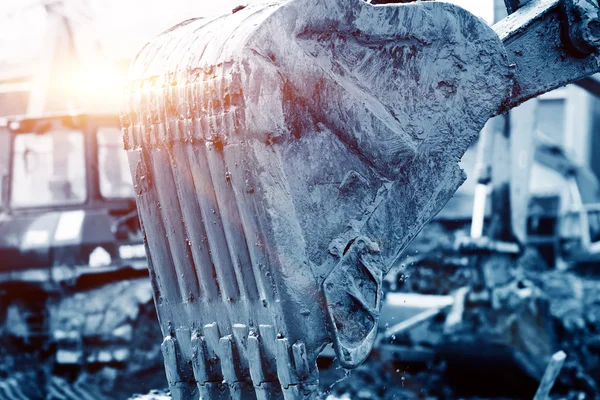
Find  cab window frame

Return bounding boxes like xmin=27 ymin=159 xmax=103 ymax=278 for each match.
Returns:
xmin=9 ymin=127 xmax=88 ymax=210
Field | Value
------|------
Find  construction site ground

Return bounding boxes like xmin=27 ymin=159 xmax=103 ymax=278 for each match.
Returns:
xmin=1 ymin=222 xmax=599 ymax=399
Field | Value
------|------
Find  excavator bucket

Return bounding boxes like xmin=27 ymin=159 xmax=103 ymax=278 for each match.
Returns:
xmin=121 ymin=0 xmax=512 ymax=398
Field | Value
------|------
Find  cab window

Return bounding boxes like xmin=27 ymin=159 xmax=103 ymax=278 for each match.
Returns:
xmin=11 ymin=129 xmax=86 ymax=208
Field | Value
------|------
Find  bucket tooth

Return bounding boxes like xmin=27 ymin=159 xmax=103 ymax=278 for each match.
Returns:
xmin=232 ymin=324 xmax=250 ymax=364
xmin=203 ymin=323 xmax=223 ymax=376
xmin=247 ymin=333 xmax=266 ymax=386
xmin=275 ymin=338 xmax=295 ymax=390
xmin=219 ymin=335 xmax=240 ymax=383
xmin=161 ymin=336 xmax=196 ymax=400
xmin=191 ymin=332 xmax=209 ymax=383
xmin=192 ymin=331 xmax=230 ymax=399
xmin=276 ymin=338 xmax=318 ymax=399
xmin=254 ymin=383 xmax=283 ymax=400
xmin=219 ymin=335 xmax=255 ymax=399
xmin=258 ymin=325 xmax=278 ymax=380
xmin=176 ymin=327 xmax=193 ymax=360
xmin=292 ymin=342 xmax=310 ymax=380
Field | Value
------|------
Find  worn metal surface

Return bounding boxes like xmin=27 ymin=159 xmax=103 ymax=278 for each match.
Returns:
xmin=122 ymin=0 xmax=512 ymax=398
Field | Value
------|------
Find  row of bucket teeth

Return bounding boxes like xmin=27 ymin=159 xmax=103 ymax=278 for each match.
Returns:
xmin=161 ymin=323 xmax=317 ymax=400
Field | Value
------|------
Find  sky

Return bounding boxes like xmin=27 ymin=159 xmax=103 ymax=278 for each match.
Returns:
xmin=0 ymin=0 xmax=495 ymax=70
xmin=448 ymin=0 xmax=494 ymax=23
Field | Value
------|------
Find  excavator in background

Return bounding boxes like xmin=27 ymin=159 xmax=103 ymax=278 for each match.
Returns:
xmin=0 ymin=113 xmax=145 ymax=286
xmin=0 ymin=115 xmax=159 ymax=397
xmin=0 ymin=2 xmax=164 ymax=398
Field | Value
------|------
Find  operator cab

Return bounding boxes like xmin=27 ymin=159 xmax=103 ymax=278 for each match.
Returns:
xmin=0 ymin=114 xmax=147 ymax=288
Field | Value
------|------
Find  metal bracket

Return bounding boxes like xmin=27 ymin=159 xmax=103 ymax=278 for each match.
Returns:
xmin=560 ymin=0 xmax=600 ymax=57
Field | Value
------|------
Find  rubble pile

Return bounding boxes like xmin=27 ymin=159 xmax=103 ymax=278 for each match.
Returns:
xmin=528 ymin=269 xmax=600 ymax=395
xmin=395 ymin=222 xmax=600 ymax=398
xmin=50 ymin=278 xmax=167 ymax=399
xmin=0 ymin=278 xmax=166 ymax=399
